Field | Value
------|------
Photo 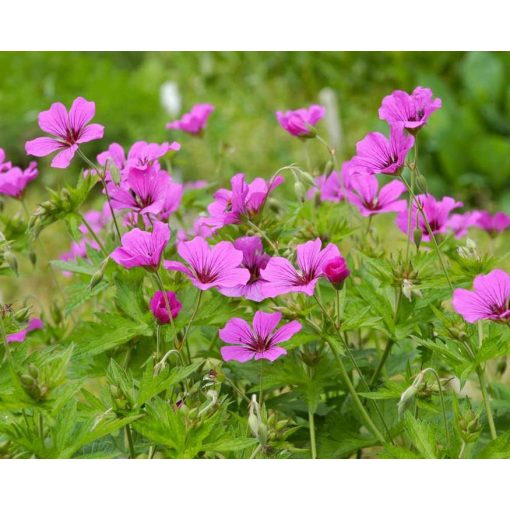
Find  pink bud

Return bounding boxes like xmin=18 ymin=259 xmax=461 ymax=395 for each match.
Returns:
xmin=150 ymin=290 xmax=182 ymax=324
xmin=323 ymin=256 xmax=350 ymax=289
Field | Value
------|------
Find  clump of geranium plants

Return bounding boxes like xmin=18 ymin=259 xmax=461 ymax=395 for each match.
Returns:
xmin=1 ymin=88 xmax=509 ymax=459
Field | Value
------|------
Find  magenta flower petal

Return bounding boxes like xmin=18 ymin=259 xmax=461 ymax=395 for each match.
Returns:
xmin=220 ymin=346 xmax=255 ymax=362
xmin=26 ymin=96 xmax=103 ymax=169
xmin=165 ymin=236 xmax=249 ymax=292
xmin=219 ymin=311 xmax=301 ymax=363
xmin=379 ymin=87 xmax=442 ymax=131
xmin=150 ymin=290 xmax=182 ymax=324
xmin=7 ymin=318 xmax=43 ymax=344
xmin=25 ymin=137 xmax=63 ymax=157
xmin=276 ymin=104 xmax=325 ymax=137
xmin=111 ymin=221 xmax=170 ymax=270
xmin=452 ymin=269 xmax=510 ymax=323
xmin=166 ymin=103 xmax=214 ymax=134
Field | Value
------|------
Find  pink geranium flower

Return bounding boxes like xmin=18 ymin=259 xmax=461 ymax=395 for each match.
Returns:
xmin=475 ymin=211 xmax=510 ymax=236
xmin=111 ymin=221 xmax=170 ymax=270
xmin=346 ymin=174 xmax=407 ymax=217
xmin=447 ymin=211 xmax=481 ymax=239
xmin=276 ymin=105 xmax=325 ymax=137
xmin=261 ymin=238 xmax=340 ymax=297
xmin=396 ymin=194 xmax=463 ymax=241
xmin=166 ymin=104 xmax=215 ymax=135
xmin=452 ymin=269 xmax=510 ymax=323
xmin=0 ymin=162 xmax=38 ymax=199
xmin=379 ymin=87 xmax=442 ymax=132
xmin=220 ymin=311 xmax=301 ymax=363
xmin=107 ymin=166 xmax=171 ymax=217
xmin=150 ymin=290 xmax=182 ymax=324
xmin=7 ymin=318 xmax=43 ymax=344
xmin=25 ymin=97 xmax=104 ymax=169
xmin=205 ymin=173 xmax=284 ymax=231
xmin=348 ymin=125 xmax=414 ymax=175
xmin=308 ymin=171 xmax=345 ymax=203
xmin=219 ymin=236 xmax=270 ymax=302
xmin=164 ymin=236 xmax=250 ymax=293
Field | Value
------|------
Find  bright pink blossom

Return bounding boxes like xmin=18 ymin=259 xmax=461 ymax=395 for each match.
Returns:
xmin=107 ymin=166 xmax=171 ymax=217
xmin=25 ymin=97 xmax=104 ymax=169
xmin=99 ymin=140 xmax=180 ymax=173
xmin=261 ymin=238 xmax=340 ymax=297
xmin=323 ymin=256 xmax=350 ymax=289
xmin=205 ymin=173 xmax=284 ymax=231
xmin=150 ymin=291 xmax=182 ymax=324
xmin=447 ymin=211 xmax=481 ymax=239
xmin=166 ymin=104 xmax=214 ymax=135
xmin=111 ymin=221 xmax=170 ymax=270
xmin=219 ymin=237 xmax=270 ymax=302
xmin=164 ymin=236 xmax=250 ymax=293
xmin=452 ymin=269 xmax=510 ymax=323
xmin=379 ymin=87 xmax=442 ymax=131
xmin=220 ymin=311 xmax=301 ymax=363
xmin=396 ymin=194 xmax=463 ymax=241
xmin=348 ymin=125 xmax=414 ymax=175
xmin=475 ymin=211 xmax=510 ymax=236
xmin=276 ymin=105 xmax=325 ymax=137
xmin=308 ymin=171 xmax=344 ymax=202
xmin=7 ymin=318 xmax=43 ymax=344
xmin=346 ymin=174 xmax=407 ymax=217
xmin=0 ymin=162 xmax=38 ymax=199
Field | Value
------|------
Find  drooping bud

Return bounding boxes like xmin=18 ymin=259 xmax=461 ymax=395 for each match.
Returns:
xmin=413 ymin=228 xmax=422 ymax=250
xmin=323 ymin=256 xmax=350 ymax=289
xmin=294 ymin=181 xmax=306 ymax=202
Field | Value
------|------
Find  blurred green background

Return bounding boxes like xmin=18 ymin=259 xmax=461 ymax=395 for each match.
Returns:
xmin=1 ymin=51 xmax=509 ymax=209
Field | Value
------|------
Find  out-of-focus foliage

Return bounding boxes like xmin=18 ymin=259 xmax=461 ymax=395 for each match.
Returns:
xmin=0 ymin=52 xmax=509 ymax=207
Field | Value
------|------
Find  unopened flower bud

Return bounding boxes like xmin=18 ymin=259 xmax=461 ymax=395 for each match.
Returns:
xmin=5 ymin=251 xmax=18 ymax=275
xmin=323 ymin=256 xmax=350 ymax=289
xmin=28 ymin=250 xmax=37 ymax=266
xmin=28 ymin=363 xmax=39 ymax=379
xmin=294 ymin=181 xmax=306 ymax=202
xmin=413 ymin=228 xmax=422 ymax=250
xmin=415 ymin=175 xmax=428 ymax=193
xmin=150 ymin=290 xmax=182 ymax=324
xmin=89 ymin=259 xmax=108 ymax=289
xmin=402 ymin=278 xmax=422 ymax=301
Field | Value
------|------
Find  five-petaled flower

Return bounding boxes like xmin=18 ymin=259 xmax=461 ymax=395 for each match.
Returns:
xmin=452 ymin=269 xmax=510 ymax=323
xmin=348 ymin=125 xmax=414 ymax=176
xmin=475 ymin=211 xmax=510 ymax=237
xmin=111 ymin=221 xmax=170 ymax=270
xmin=166 ymin=103 xmax=215 ymax=135
xmin=25 ymin=97 xmax=104 ymax=169
xmin=0 ymin=162 xmax=38 ymax=199
xmin=219 ymin=311 xmax=301 ymax=362
xmin=276 ymin=105 xmax=325 ymax=138
xmin=164 ymin=236 xmax=250 ymax=293
xmin=396 ymin=194 xmax=463 ymax=241
xmin=345 ymin=173 xmax=407 ymax=217
xmin=219 ymin=236 xmax=270 ymax=302
xmin=379 ymin=87 xmax=442 ymax=132
xmin=261 ymin=238 xmax=340 ymax=297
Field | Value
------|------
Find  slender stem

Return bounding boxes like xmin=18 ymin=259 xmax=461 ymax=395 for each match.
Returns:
xmin=400 ymin=175 xmax=453 ymax=291
xmin=156 ymin=325 xmax=161 ymax=361
xmin=77 ymin=149 xmax=121 ymax=241
xmin=308 ymin=408 xmax=317 ymax=459
xmin=477 ymin=322 xmax=497 ymax=440
xmin=458 ymin=441 xmax=466 ymax=459
xmin=79 ymin=214 xmax=107 ymax=256
xmin=313 ymin=295 xmax=392 ymax=441
xmin=39 ymin=413 xmax=44 ymax=441
xmin=181 ymin=290 xmax=203 ymax=361
xmin=250 ymin=444 xmax=263 ymax=459
xmin=370 ymin=339 xmax=394 ymax=388
xmin=421 ymin=368 xmax=450 ymax=448
xmin=125 ymin=425 xmax=136 ymax=459
xmin=316 ymin=134 xmax=337 ymax=169
xmin=246 ymin=220 xmax=279 ymax=254
xmin=405 ymin=170 xmax=415 ymax=264
xmin=258 ymin=362 xmax=264 ymax=407
xmin=326 ymin=337 xmax=386 ymax=444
